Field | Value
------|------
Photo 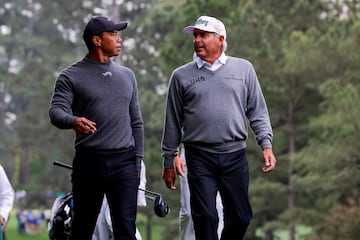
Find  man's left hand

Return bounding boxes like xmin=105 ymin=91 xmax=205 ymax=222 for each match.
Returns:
xmin=162 ymin=168 xmax=177 ymax=190
xmin=262 ymin=148 xmax=277 ymax=173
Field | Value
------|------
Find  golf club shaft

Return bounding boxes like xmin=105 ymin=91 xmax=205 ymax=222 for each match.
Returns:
xmin=53 ymin=160 xmax=73 ymax=170
xmin=145 ymin=195 xmax=155 ymax=201
xmin=53 ymin=161 xmax=163 ymax=197
xmin=138 ymin=188 xmax=162 ymax=197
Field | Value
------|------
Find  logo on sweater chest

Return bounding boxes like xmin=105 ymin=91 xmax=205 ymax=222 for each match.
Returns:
xmin=190 ymin=76 xmax=205 ymax=85
xmin=102 ymin=71 xmax=112 ymax=77
xmin=224 ymin=74 xmax=242 ymax=81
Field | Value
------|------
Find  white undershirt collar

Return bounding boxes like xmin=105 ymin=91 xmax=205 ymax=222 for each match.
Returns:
xmin=195 ymin=52 xmax=228 ymax=71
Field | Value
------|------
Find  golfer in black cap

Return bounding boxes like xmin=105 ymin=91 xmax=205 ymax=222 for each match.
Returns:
xmin=49 ymin=16 xmax=144 ymax=240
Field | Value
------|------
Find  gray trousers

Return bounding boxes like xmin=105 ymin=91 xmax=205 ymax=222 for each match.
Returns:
xmin=179 ymin=150 xmax=224 ymax=240
xmin=91 ymin=197 xmax=142 ymax=240
xmin=92 ymin=161 xmax=146 ymax=240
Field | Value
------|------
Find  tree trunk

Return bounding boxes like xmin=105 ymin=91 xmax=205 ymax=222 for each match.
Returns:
xmin=20 ymin=148 xmax=30 ymax=185
xmin=146 ymin=214 xmax=152 ymax=240
xmin=288 ymin=97 xmax=296 ymax=240
xmin=265 ymin=231 xmax=274 ymax=240
xmin=111 ymin=0 xmax=122 ymax=64
xmin=0 ymin=82 xmax=5 ymax=130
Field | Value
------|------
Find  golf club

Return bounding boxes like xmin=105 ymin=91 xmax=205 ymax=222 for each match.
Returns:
xmin=53 ymin=160 xmax=170 ymax=217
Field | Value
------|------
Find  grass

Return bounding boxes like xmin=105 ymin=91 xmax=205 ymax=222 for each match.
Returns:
xmin=6 ymin=208 xmax=313 ymax=240
xmin=4 ymin=209 xmax=154 ymax=240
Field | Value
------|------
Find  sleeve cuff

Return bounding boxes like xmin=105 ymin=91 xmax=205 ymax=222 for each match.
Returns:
xmin=260 ymin=139 xmax=272 ymax=150
xmin=163 ymin=156 xmax=174 ymax=168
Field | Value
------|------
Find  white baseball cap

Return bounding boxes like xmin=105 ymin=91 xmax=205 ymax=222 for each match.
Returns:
xmin=183 ymin=16 xmax=226 ymax=40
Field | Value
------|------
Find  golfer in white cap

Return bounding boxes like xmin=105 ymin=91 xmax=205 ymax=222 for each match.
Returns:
xmin=162 ymin=15 xmax=277 ymax=240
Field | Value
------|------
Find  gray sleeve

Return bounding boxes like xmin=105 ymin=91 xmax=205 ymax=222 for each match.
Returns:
xmin=161 ymin=72 xmax=183 ymax=168
xmin=129 ymin=73 xmax=144 ymax=161
xmin=245 ymin=64 xmax=273 ymax=149
xmin=48 ymin=74 xmax=77 ymax=129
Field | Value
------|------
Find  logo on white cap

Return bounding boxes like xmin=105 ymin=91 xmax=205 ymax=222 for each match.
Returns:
xmin=183 ymin=16 xmax=226 ymax=40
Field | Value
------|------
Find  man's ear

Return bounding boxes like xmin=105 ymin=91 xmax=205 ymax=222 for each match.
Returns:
xmin=92 ymin=36 xmax=101 ymax=47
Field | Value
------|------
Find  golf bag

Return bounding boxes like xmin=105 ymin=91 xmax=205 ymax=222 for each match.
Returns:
xmin=48 ymin=192 xmax=73 ymax=240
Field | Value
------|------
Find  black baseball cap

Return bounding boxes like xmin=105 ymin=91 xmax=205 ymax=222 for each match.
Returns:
xmin=83 ymin=16 xmax=128 ymax=43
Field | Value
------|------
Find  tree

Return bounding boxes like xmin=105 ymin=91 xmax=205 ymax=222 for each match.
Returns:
xmin=1 ymin=0 xmax=359 ymax=239
xmin=158 ymin=0 xmax=360 ymax=239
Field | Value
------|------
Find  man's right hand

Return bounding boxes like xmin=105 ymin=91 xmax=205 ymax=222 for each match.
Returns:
xmin=162 ymin=168 xmax=177 ymax=190
xmin=0 ymin=215 xmax=5 ymax=226
xmin=73 ymin=117 xmax=97 ymax=134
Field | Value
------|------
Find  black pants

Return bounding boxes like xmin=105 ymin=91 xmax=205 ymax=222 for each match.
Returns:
xmin=69 ymin=149 xmax=139 ymax=240
xmin=185 ymin=147 xmax=253 ymax=240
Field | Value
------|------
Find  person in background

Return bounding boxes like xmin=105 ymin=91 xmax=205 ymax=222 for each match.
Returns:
xmin=0 ymin=164 xmax=15 ymax=240
xmin=176 ymin=148 xmax=223 ymax=240
xmin=161 ymin=16 xmax=277 ymax=240
xmin=16 ymin=210 xmax=26 ymax=235
xmin=92 ymin=160 xmax=147 ymax=240
xmin=49 ymin=16 xmax=144 ymax=240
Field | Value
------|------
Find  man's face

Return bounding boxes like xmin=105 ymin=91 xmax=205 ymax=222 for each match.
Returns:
xmin=98 ymin=30 xmax=122 ymax=57
xmin=193 ymin=29 xmax=223 ymax=63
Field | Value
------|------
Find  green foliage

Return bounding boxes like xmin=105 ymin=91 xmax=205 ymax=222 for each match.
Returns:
xmin=308 ymin=199 xmax=360 ymax=240
xmin=1 ymin=0 xmax=360 ymax=239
